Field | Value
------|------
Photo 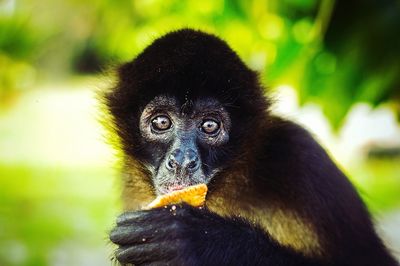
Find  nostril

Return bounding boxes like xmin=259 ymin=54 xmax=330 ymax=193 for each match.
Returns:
xmin=166 ymin=149 xmax=184 ymax=171
xmin=167 ymin=159 xmax=175 ymax=170
xmin=186 ymin=156 xmax=200 ymax=172
xmin=166 ymin=154 xmax=177 ymax=170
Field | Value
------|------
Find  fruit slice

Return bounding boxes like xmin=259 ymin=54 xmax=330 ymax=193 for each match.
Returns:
xmin=147 ymin=184 xmax=208 ymax=209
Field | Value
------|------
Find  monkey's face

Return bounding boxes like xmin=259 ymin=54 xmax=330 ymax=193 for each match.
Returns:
xmin=138 ymin=95 xmax=231 ymax=195
xmin=106 ymin=30 xmax=269 ymax=197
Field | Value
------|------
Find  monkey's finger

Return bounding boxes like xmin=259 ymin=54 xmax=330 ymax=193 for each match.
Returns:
xmin=116 ymin=211 xmax=146 ymax=225
xmin=116 ymin=209 xmax=169 ymax=226
xmin=110 ymin=225 xmax=171 ymax=245
xmin=115 ymin=242 xmax=176 ymax=264
xmin=145 ymin=261 xmax=174 ymax=266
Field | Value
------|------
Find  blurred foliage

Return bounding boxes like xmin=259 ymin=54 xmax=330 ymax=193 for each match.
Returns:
xmin=0 ymin=0 xmax=399 ymax=127
xmin=0 ymin=164 xmax=117 ymax=266
xmin=302 ymin=0 xmax=400 ymax=128
xmin=0 ymin=83 xmax=120 ymax=265
xmin=348 ymin=159 xmax=400 ymax=213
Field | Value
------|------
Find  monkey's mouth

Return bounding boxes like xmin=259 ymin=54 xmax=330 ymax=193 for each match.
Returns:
xmin=157 ymin=178 xmax=208 ymax=195
xmin=155 ymin=167 xmax=207 ymax=195
xmin=155 ymin=167 xmax=212 ymax=195
xmin=158 ymin=184 xmax=191 ymax=195
xmin=169 ymin=185 xmax=184 ymax=191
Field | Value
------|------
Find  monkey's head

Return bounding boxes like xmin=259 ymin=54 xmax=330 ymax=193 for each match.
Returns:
xmin=106 ymin=29 xmax=269 ymax=196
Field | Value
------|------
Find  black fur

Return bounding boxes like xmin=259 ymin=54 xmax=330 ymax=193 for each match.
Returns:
xmin=106 ymin=29 xmax=398 ymax=265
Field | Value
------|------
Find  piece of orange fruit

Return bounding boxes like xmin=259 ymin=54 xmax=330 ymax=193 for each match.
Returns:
xmin=147 ymin=184 xmax=208 ymax=209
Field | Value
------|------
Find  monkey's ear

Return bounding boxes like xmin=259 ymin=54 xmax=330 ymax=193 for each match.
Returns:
xmin=146 ymin=184 xmax=208 ymax=209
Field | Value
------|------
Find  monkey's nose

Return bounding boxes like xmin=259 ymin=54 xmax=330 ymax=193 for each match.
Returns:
xmin=166 ymin=148 xmax=199 ymax=172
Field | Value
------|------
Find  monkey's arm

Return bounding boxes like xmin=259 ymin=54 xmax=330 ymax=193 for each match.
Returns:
xmin=110 ymin=204 xmax=320 ymax=266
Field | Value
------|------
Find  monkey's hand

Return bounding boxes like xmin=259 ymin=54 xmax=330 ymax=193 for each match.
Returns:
xmin=110 ymin=204 xmax=269 ymax=265
xmin=110 ymin=204 xmax=320 ymax=266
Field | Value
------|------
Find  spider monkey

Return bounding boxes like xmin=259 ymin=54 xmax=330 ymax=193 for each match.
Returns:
xmin=106 ymin=29 xmax=398 ymax=265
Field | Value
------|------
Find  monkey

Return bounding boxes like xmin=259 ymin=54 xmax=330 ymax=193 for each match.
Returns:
xmin=105 ymin=29 xmax=399 ymax=265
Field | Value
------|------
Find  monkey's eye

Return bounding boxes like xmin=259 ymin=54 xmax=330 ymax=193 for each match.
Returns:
xmin=201 ymin=119 xmax=220 ymax=134
xmin=151 ymin=115 xmax=172 ymax=131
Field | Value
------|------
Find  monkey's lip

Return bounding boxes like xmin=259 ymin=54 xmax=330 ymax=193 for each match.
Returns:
xmin=169 ymin=185 xmax=184 ymax=191
xmin=159 ymin=184 xmax=189 ymax=195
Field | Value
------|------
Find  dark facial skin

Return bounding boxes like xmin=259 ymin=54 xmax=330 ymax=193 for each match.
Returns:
xmin=139 ymin=95 xmax=231 ymax=195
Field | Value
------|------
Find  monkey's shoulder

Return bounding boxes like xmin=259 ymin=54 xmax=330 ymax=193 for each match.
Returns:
xmin=259 ymin=116 xmax=330 ymax=164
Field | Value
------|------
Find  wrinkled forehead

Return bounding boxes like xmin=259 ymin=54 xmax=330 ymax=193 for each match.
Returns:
xmin=142 ymin=95 xmax=224 ymax=115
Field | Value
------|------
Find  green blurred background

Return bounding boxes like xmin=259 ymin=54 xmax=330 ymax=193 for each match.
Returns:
xmin=0 ymin=0 xmax=399 ymax=265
